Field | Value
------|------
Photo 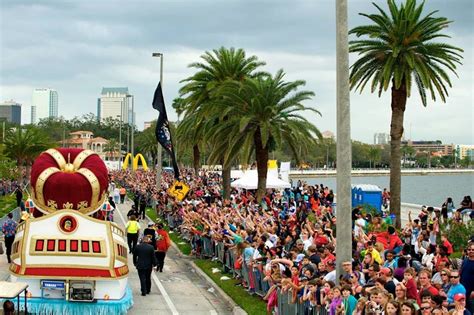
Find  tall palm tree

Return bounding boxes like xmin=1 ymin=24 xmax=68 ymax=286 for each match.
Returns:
xmin=4 ymin=127 xmax=53 ymax=183
xmin=349 ymin=0 xmax=463 ymax=227
xmin=179 ymin=47 xmax=266 ymax=199
xmin=103 ymin=138 xmax=119 ymax=161
xmin=207 ymin=70 xmax=322 ymax=200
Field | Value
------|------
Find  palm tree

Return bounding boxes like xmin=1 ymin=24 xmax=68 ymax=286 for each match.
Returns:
xmin=207 ymin=70 xmax=322 ymax=200
xmin=134 ymin=121 xmax=158 ymax=166
xmin=349 ymin=0 xmax=463 ymax=227
xmin=368 ymin=146 xmax=382 ymax=168
xmin=179 ymin=47 xmax=266 ymax=199
xmin=4 ymin=127 xmax=53 ymax=183
xmin=103 ymin=138 xmax=119 ymax=161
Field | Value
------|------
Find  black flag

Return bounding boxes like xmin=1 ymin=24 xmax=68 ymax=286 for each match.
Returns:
xmin=152 ymin=82 xmax=180 ymax=179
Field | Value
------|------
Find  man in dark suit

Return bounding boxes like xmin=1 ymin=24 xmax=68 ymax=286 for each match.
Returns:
xmin=133 ymin=236 xmax=156 ymax=296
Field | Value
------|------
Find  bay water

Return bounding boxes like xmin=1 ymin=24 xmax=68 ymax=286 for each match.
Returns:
xmin=294 ymin=173 xmax=473 ymax=208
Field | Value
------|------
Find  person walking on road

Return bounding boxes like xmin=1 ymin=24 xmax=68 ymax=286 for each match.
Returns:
xmin=126 ymin=215 xmax=140 ymax=254
xmin=2 ymin=213 xmax=17 ymax=263
xmin=155 ymin=223 xmax=171 ymax=272
xmin=119 ymin=187 xmax=126 ymax=204
xmin=133 ymin=235 xmax=156 ymax=296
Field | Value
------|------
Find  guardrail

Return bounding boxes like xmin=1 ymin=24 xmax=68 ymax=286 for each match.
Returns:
xmin=162 ymin=212 xmax=335 ymax=314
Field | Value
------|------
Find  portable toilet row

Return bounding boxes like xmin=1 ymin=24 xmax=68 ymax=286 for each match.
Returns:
xmin=352 ymin=184 xmax=383 ymax=212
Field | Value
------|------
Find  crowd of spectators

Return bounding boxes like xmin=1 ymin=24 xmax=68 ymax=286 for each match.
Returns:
xmin=113 ymin=168 xmax=474 ymax=315
xmin=0 ymin=179 xmax=21 ymax=197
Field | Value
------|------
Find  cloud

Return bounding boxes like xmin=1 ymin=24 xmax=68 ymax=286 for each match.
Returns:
xmin=0 ymin=0 xmax=472 ymax=145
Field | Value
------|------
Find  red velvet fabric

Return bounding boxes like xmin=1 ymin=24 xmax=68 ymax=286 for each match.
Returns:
xmin=30 ymin=148 xmax=108 ymax=212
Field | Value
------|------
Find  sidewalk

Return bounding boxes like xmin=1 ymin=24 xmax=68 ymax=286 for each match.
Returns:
xmin=0 ymin=240 xmax=10 ymax=281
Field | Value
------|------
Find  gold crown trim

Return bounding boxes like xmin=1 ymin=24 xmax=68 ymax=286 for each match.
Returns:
xmin=73 ymin=150 xmax=96 ymax=170
xmin=76 ymin=168 xmax=100 ymax=209
xmin=45 ymin=149 xmax=67 ymax=170
xmin=35 ymin=167 xmax=60 ymax=209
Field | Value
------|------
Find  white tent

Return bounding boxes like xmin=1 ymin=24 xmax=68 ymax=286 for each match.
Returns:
xmin=231 ymin=170 xmax=291 ymax=190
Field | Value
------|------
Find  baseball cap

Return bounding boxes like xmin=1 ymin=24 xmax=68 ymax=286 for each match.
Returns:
xmin=454 ymin=293 xmax=466 ymax=302
xmin=380 ymin=267 xmax=392 ymax=276
xmin=295 ymin=254 xmax=306 ymax=263
xmin=296 ymin=239 xmax=304 ymax=245
xmin=148 ymin=222 xmax=154 ymax=227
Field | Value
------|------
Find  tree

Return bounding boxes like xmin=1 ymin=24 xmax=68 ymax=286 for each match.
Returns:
xmin=208 ymin=70 xmax=321 ymax=200
xmin=4 ymin=126 xmax=53 ymax=182
xmin=349 ymin=0 xmax=463 ymax=227
xmin=103 ymin=138 xmax=119 ymax=161
xmin=368 ymin=146 xmax=382 ymax=168
xmin=179 ymin=47 xmax=266 ymax=199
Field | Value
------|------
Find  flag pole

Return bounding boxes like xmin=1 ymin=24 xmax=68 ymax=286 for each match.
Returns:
xmin=153 ymin=52 xmax=163 ymax=191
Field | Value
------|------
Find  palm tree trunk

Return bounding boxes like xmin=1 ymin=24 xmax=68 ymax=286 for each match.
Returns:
xmin=254 ymin=128 xmax=269 ymax=202
xmin=193 ymin=144 xmax=200 ymax=175
xmin=222 ymin=164 xmax=231 ymax=200
xmin=390 ymin=82 xmax=407 ymax=229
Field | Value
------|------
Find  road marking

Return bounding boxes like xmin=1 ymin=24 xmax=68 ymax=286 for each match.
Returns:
xmin=152 ymin=272 xmax=179 ymax=315
xmin=117 ymin=203 xmax=179 ymax=315
xmin=209 ymin=310 xmax=218 ymax=315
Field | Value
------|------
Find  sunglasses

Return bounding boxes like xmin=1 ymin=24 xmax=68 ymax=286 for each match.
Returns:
xmin=421 ymin=307 xmax=432 ymax=310
xmin=441 ymin=273 xmax=447 ymax=276
xmin=450 ymin=275 xmax=459 ymax=278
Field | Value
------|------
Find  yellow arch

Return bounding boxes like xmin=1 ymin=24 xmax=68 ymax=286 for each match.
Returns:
xmin=133 ymin=153 xmax=148 ymax=171
xmin=122 ymin=153 xmax=133 ymax=170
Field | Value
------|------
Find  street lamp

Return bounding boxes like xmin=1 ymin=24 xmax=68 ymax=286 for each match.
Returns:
xmin=117 ymin=111 xmax=122 ymax=170
xmin=152 ymin=52 xmax=164 ymax=189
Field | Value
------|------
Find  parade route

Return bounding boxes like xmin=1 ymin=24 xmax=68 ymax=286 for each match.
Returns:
xmin=115 ymin=200 xmax=234 ymax=315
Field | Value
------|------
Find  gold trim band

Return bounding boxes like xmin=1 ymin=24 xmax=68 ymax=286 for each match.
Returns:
xmin=73 ymin=150 xmax=96 ymax=170
xmin=35 ymin=167 xmax=60 ymax=210
xmin=45 ymin=149 xmax=67 ymax=170
xmin=76 ymin=168 xmax=100 ymax=209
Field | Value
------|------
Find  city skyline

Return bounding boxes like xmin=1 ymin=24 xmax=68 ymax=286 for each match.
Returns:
xmin=1 ymin=0 xmax=472 ymax=144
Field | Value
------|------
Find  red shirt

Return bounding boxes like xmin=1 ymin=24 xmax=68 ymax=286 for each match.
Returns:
xmin=155 ymin=229 xmax=171 ymax=252
xmin=443 ymin=240 xmax=453 ymax=255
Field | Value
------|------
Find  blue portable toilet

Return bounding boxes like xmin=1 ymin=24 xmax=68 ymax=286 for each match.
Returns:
xmin=351 ymin=184 xmax=383 ymax=212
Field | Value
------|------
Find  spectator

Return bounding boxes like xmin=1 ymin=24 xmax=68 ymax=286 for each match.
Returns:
xmin=1 ymin=213 xmax=17 ymax=263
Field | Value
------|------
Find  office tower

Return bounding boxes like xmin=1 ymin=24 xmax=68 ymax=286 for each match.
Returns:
xmin=31 ymin=88 xmax=58 ymax=123
xmin=0 ymin=100 xmax=22 ymax=124
xmin=374 ymin=133 xmax=390 ymax=145
xmin=97 ymin=87 xmax=134 ymax=124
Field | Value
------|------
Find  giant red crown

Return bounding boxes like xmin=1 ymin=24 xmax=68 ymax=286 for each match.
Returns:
xmin=30 ymin=148 xmax=109 ymax=214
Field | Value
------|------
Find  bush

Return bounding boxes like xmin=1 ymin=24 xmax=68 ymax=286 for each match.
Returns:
xmin=439 ymin=219 xmax=474 ymax=252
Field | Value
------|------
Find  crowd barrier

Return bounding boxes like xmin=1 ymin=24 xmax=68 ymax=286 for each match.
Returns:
xmin=161 ymin=212 xmax=332 ymax=314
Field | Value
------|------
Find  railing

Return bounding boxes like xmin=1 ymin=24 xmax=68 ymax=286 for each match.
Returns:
xmin=161 ymin=212 xmax=334 ymax=314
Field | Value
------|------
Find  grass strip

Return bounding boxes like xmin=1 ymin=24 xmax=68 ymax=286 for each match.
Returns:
xmin=145 ymin=207 xmax=192 ymax=255
xmin=146 ymin=207 xmax=267 ymax=314
xmin=0 ymin=195 xmax=16 ymax=217
xmin=194 ymin=259 xmax=267 ymax=315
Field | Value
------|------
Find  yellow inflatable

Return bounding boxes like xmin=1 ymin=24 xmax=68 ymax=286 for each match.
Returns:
xmin=122 ymin=153 xmax=148 ymax=171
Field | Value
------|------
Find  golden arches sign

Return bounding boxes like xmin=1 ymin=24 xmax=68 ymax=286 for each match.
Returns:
xmin=122 ymin=153 xmax=148 ymax=171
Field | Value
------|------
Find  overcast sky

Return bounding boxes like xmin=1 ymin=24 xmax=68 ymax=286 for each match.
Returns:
xmin=1 ymin=0 xmax=472 ymax=144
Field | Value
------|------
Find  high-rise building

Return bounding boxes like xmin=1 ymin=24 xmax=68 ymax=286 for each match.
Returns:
xmin=31 ymin=88 xmax=58 ymax=124
xmin=97 ymin=87 xmax=134 ymax=125
xmin=0 ymin=100 xmax=21 ymax=124
xmin=374 ymin=133 xmax=390 ymax=145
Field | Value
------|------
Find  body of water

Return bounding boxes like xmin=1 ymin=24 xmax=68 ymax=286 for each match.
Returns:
xmin=294 ymin=173 xmax=473 ymax=207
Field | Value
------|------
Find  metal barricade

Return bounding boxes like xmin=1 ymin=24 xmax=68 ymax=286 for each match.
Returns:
xmin=201 ymin=236 xmax=213 ymax=257
xmin=216 ymin=242 xmax=225 ymax=264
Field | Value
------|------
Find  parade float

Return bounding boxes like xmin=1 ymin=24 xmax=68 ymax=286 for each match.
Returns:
xmin=9 ymin=148 xmax=132 ymax=314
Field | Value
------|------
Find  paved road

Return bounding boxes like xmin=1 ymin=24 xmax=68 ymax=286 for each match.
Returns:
xmin=115 ymin=200 xmax=233 ymax=315
xmin=0 ymin=202 xmax=234 ymax=315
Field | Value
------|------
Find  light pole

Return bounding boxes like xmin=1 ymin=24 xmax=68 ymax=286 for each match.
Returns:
xmin=131 ymin=95 xmax=135 ymax=158
xmin=117 ymin=111 xmax=122 ymax=170
xmin=152 ymin=52 xmax=164 ymax=189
